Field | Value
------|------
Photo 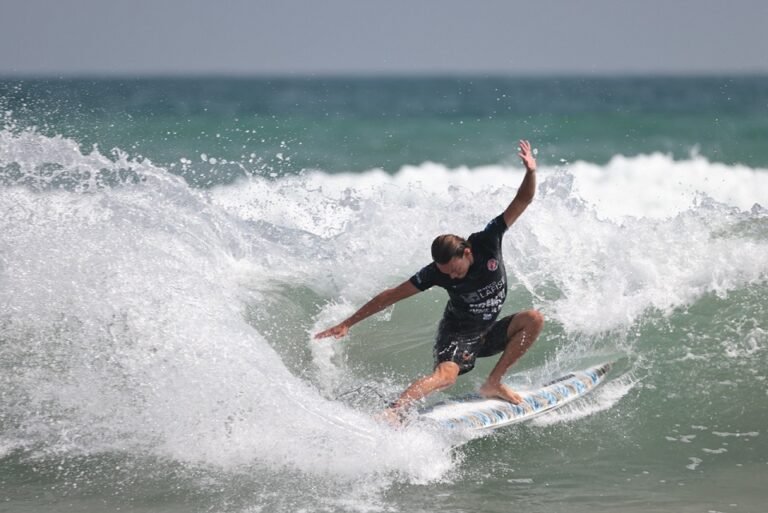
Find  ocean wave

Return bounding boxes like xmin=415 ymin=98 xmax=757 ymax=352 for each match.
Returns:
xmin=2 ymin=127 xmax=767 ymax=496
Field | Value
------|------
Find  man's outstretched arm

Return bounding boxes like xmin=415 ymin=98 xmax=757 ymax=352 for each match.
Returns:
xmin=503 ymin=139 xmax=537 ymax=227
xmin=314 ymin=280 xmax=421 ymax=339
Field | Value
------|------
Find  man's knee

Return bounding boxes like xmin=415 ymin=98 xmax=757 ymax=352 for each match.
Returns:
xmin=506 ymin=309 xmax=544 ymax=344
xmin=510 ymin=309 xmax=544 ymax=330
xmin=524 ymin=309 xmax=545 ymax=333
xmin=434 ymin=362 xmax=460 ymax=388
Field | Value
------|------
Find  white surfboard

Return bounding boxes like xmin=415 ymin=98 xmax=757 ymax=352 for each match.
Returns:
xmin=417 ymin=362 xmax=612 ymax=431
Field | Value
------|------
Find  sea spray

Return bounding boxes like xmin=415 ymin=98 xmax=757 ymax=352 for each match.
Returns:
xmin=0 ymin=131 xmax=456 ymax=493
xmin=2 ymin=124 xmax=767 ymax=512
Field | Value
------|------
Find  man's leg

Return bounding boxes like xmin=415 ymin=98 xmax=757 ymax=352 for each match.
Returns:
xmin=380 ymin=362 xmax=460 ymax=424
xmin=479 ymin=309 xmax=544 ymax=403
xmin=390 ymin=361 xmax=460 ymax=410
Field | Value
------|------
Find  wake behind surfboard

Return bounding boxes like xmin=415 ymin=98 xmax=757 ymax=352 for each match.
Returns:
xmin=417 ymin=362 xmax=612 ymax=431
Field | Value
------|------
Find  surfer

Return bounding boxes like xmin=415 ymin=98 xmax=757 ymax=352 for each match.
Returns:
xmin=315 ymin=139 xmax=543 ymax=422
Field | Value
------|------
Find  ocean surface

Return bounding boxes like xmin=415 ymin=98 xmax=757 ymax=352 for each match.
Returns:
xmin=0 ymin=76 xmax=766 ymax=513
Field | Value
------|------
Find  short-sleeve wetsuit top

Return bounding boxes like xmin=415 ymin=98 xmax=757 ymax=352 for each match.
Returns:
xmin=409 ymin=214 xmax=509 ymax=335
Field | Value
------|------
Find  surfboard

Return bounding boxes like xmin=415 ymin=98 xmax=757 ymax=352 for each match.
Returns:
xmin=416 ymin=362 xmax=612 ymax=431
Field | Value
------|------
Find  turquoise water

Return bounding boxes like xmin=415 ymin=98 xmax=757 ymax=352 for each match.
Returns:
xmin=0 ymin=77 xmax=767 ymax=513
xmin=2 ymin=77 xmax=768 ymax=181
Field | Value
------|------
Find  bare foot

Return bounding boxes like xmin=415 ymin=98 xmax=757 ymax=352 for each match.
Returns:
xmin=479 ymin=382 xmax=524 ymax=404
xmin=374 ymin=407 xmax=406 ymax=428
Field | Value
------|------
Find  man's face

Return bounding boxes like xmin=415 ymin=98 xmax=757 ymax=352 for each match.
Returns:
xmin=436 ymin=250 xmax=472 ymax=280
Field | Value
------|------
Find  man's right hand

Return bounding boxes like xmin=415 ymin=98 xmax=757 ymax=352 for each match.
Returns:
xmin=314 ymin=323 xmax=349 ymax=340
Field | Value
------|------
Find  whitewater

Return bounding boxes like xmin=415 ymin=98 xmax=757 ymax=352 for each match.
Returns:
xmin=1 ymin=127 xmax=767 ymax=512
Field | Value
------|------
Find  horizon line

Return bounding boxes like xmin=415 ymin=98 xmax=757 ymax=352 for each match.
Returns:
xmin=2 ymin=70 xmax=768 ymax=81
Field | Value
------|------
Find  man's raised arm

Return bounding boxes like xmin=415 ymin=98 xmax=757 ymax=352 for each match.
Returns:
xmin=502 ymin=139 xmax=537 ymax=228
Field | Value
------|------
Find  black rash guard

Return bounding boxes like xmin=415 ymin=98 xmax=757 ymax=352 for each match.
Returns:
xmin=409 ymin=214 xmax=509 ymax=334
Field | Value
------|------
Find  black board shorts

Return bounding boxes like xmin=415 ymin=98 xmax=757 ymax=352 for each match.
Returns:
xmin=433 ymin=314 xmax=516 ymax=375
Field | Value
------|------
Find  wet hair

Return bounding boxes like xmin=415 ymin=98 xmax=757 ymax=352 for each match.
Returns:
xmin=431 ymin=234 xmax=470 ymax=264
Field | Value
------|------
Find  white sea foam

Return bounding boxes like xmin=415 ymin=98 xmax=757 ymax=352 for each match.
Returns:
xmin=0 ymin=438 xmax=23 ymax=459
xmin=0 ymin=129 xmax=454 ymax=491
xmin=2 ymin=128 xmax=767 ymax=492
xmin=712 ymin=431 xmax=760 ymax=438
xmin=567 ymin=153 xmax=767 ymax=219
xmin=212 ymin=155 xmax=768 ymax=334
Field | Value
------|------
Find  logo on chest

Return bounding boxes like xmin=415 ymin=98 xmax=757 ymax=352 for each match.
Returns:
xmin=487 ymin=258 xmax=498 ymax=271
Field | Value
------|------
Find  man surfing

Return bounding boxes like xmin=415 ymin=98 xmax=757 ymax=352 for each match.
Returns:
xmin=315 ymin=140 xmax=543 ymax=422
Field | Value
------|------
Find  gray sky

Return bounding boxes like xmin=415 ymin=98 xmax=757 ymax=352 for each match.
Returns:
xmin=2 ymin=0 xmax=767 ymax=76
